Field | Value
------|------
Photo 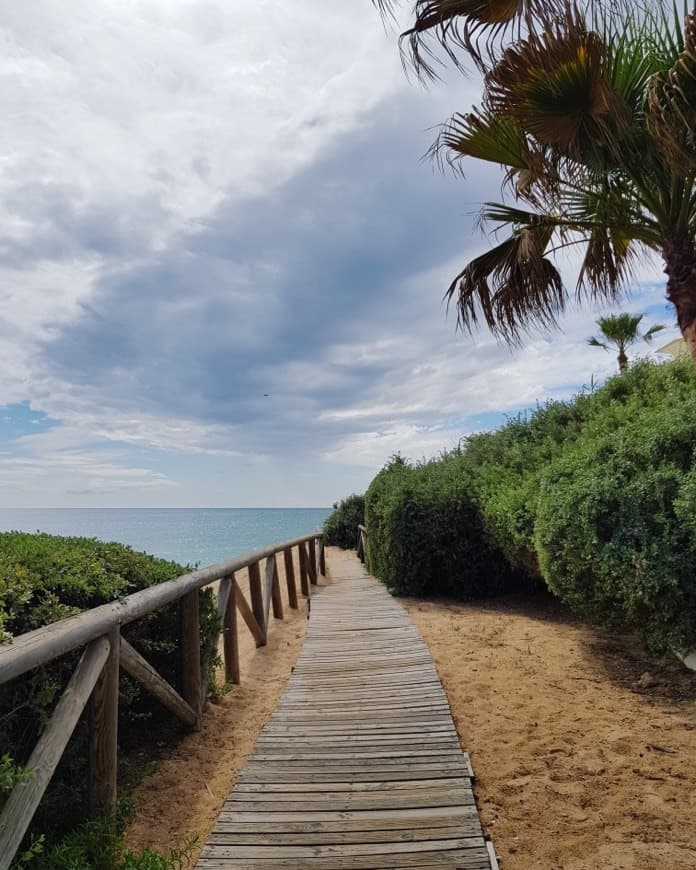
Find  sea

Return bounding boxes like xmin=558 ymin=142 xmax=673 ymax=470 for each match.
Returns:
xmin=0 ymin=508 xmax=331 ymax=568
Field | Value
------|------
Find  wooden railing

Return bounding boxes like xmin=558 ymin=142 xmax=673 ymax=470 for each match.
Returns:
xmin=0 ymin=532 xmax=325 ymax=870
xmin=356 ymin=524 xmax=367 ymax=564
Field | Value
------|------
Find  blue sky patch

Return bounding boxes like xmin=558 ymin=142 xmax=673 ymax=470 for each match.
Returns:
xmin=0 ymin=402 xmax=59 ymax=444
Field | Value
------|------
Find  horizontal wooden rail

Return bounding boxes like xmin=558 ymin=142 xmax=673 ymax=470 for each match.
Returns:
xmin=0 ymin=531 xmax=326 ymax=870
xmin=0 ymin=532 xmax=323 ymax=686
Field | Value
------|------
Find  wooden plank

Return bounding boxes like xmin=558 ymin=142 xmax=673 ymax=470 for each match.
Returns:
xmin=180 ymin=590 xmax=202 ymax=731
xmin=200 ymin=837 xmax=485 ymax=858
xmin=197 ymin=847 xmax=491 ymax=869
xmin=206 ymin=826 xmax=471 ymax=845
xmin=235 ymin=582 xmax=266 ymax=648
xmin=283 ymin=548 xmax=298 ymax=609
xmin=0 ymin=636 xmax=111 ymax=870
xmin=247 ymin=560 xmax=266 ymax=644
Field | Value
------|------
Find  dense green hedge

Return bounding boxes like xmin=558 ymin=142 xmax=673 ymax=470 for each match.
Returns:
xmin=0 ymin=533 xmax=219 ymax=863
xmin=361 ymin=359 xmax=696 ymax=654
xmin=365 ymin=455 xmax=520 ymax=597
xmin=323 ymin=494 xmax=365 ymax=549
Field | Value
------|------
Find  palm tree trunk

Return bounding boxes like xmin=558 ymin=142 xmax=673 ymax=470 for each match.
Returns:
xmin=663 ymin=236 xmax=696 ymax=363
xmin=617 ymin=349 xmax=628 ymax=371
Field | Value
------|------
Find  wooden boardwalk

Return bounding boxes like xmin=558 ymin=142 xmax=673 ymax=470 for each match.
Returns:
xmin=197 ymin=556 xmax=495 ymax=869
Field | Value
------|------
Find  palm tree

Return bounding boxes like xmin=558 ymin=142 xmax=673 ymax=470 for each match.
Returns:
xmin=587 ymin=313 xmax=665 ymax=371
xmin=375 ymin=1 xmax=696 ymax=362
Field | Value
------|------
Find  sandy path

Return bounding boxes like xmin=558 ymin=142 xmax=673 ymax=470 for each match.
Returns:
xmin=124 ymin=547 xmax=343 ymax=863
xmin=404 ymin=591 xmax=696 ymax=870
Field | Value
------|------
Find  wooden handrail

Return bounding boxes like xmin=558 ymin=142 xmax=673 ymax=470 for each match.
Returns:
xmin=0 ymin=532 xmax=322 ymax=685
xmin=0 ymin=531 xmax=325 ymax=870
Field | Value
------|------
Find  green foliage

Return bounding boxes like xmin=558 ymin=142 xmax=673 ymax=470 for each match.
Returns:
xmin=15 ymin=807 xmax=197 ymax=870
xmin=364 ymin=455 xmax=519 ymax=597
xmin=363 ymin=359 xmax=696 ymax=654
xmin=0 ymin=533 xmax=219 ymax=864
xmin=534 ymin=359 xmax=696 ymax=653
xmin=323 ymin=494 xmax=365 ymax=549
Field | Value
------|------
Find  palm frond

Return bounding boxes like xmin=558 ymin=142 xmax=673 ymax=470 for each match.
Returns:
xmin=375 ymin=0 xmax=569 ymax=76
xmin=577 ymin=226 xmax=637 ymax=300
xmin=643 ymin=323 xmax=667 ymax=340
xmin=647 ymin=10 xmax=696 ymax=174
xmin=445 ymin=223 xmax=566 ymax=341
xmin=433 ymin=110 xmax=528 ymax=167
xmin=483 ymin=10 xmax=628 ymax=157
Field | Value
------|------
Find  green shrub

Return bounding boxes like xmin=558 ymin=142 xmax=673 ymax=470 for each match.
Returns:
xmin=362 ymin=359 xmax=696 ymax=656
xmin=0 ymin=533 xmax=219 ymax=863
xmin=323 ymin=494 xmax=365 ymax=549
xmin=534 ymin=361 xmax=696 ymax=653
xmin=364 ymin=455 xmax=519 ymax=597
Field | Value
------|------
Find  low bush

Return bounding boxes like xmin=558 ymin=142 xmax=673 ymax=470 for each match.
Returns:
xmin=323 ymin=494 xmax=365 ymax=549
xmin=0 ymin=532 xmax=219 ymax=864
xmin=364 ymin=455 xmax=519 ymax=597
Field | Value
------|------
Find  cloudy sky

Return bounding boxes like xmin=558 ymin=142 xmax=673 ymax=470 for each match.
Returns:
xmin=0 ymin=0 xmax=680 ymax=508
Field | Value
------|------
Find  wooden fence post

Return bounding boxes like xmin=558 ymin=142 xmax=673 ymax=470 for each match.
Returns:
xmin=88 ymin=626 xmax=120 ymax=819
xmin=283 ymin=548 xmax=298 ymax=609
xmin=298 ymin=543 xmax=310 ymax=597
xmin=319 ymin=538 xmax=326 ymax=576
xmin=270 ymin=555 xmax=284 ymax=620
xmin=248 ymin=561 xmax=267 ymax=644
xmin=220 ymin=575 xmax=240 ymax=685
xmin=308 ymin=538 xmax=318 ymax=586
xmin=180 ymin=591 xmax=202 ymax=731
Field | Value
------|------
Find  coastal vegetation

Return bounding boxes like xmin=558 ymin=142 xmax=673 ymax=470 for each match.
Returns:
xmin=322 ymin=494 xmax=365 ymax=549
xmin=376 ymin=0 xmax=696 ymax=361
xmin=0 ymin=533 xmax=218 ymax=867
xmin=352 ymin=357 xmax=696 ymax=655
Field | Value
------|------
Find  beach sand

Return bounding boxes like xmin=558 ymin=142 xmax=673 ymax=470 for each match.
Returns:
xmin=404 ymin=591 xmax=696 ymax=869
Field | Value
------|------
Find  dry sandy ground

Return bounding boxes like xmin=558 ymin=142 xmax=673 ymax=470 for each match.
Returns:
xmin=125 ymin=553 xmax=696 ymax=869
xmin=124 ymin=547 xmax=341 ymax=863
xmin=404 ymin=592 xmax=696 ymax=870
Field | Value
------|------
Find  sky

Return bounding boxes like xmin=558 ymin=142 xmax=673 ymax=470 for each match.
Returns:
xmin=0 ymin=0 xmax=681 ymax=508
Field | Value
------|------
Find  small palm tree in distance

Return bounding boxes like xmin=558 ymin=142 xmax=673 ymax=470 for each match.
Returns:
xmin=588 ymin=313 xmax=666 ymax=372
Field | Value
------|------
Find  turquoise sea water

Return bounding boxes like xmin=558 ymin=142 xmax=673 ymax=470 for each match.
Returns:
xmin=0 ymin=508 xmax=331 ymax=568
